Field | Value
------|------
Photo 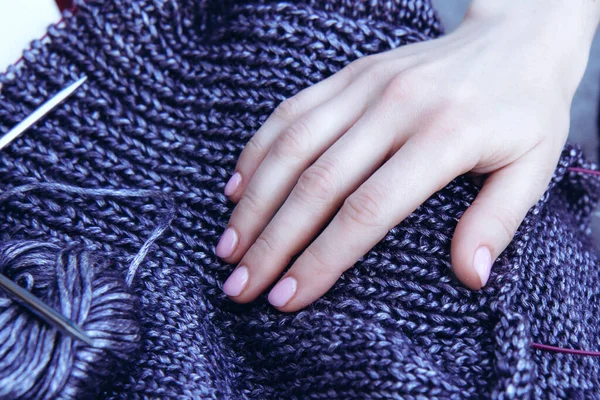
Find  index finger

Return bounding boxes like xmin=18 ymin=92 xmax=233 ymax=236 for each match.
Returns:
xmin=224 ymin=60 xmax=367 ymax=202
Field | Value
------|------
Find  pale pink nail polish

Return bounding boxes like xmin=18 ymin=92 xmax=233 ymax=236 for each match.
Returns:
xmin=215 ymin=227 xmax=238 ymax=258
xmin=224 ymin=172 xmax=242 ymax=196
xmin=473 ymin=246 xmax=492 ymax=287
xmin=223 ymin=265 xmax=249 ymax=297
xmin=268 ymin=277 xmax=297 ymax=307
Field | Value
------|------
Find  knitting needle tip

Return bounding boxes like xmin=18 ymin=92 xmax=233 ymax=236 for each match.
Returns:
xmin=0 ymin=272 xmax=95 ymax=347
xmin=0 ymin=75 xmax=88 ymax=151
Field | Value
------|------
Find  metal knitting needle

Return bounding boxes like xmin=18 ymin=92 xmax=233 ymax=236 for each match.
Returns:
xmin=0 ymin=75 xmax=93 ymax=346
xmin=0 ymin=273 xmax=94 ymax=346
xmin=0 ymin=76 xmax=87 ymax=151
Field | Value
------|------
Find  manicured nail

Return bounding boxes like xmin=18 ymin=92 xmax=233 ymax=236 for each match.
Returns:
xmin=268 ymin=277 xmax=297 ymax=307
xmin=215 ymin=227 xmax=238 ymax=258
xmin=224 ymin=172 xmax=242 ymax=196
xmin=473 ymin=246 xmax=492 ymax=287
xmin=223 ymin=265 xmax=249 ymax=297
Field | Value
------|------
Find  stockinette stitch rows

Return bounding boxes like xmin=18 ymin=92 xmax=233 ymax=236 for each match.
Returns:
xmin=0 ymin=0 xmax=599 ymax=398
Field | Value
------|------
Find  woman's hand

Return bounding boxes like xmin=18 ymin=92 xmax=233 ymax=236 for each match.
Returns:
xmin=216 ymin=1 xmax=600 ymax=311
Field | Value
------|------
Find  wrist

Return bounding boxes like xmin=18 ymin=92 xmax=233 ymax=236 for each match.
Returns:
xmin=466 ymin=0 xmax=600 ymax=38
xmin=462 ymin=0 xmax=600 ymax=98
xmin=465 ymin=0 xmax=600 ymax=49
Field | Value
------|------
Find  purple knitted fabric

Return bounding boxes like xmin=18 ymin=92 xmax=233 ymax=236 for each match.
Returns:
xmin=0 ymin=0 xmax=600 ymax=398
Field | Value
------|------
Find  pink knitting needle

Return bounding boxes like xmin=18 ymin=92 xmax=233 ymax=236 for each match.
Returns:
xmin=568 ymin=166 xmax=600 ymax=176
xmin=530 ymin=342 xmax=600 ymax=356
xmin=528 ymin=166 xmax=600 ymax=356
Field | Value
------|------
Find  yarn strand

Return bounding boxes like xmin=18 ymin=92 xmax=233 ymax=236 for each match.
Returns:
xmin=0 ymin=182 xmax=175 ymax=286
xmin=125 ymin=209 xmax=175 ymax=286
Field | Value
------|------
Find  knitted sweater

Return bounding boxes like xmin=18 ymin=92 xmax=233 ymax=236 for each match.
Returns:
xmin=0 ymin=0 xmax=599 ymax=398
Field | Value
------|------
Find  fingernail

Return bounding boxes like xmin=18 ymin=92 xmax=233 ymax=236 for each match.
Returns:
xmin=224 ymin=172 xmax=242 ymax=196
xmin=215 ymin=227 xmax=238 ymax=258
xmin=268 ymin=277 xmax=297 ymax=307
xmin=223 ymin=265 xmax=249 ymax=297
xmin=473 ymin=246 xmax=492 ymax=287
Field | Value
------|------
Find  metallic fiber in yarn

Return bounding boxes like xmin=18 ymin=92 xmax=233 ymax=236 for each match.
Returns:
xmin=0 ymin=0 xmax=599 ymax=398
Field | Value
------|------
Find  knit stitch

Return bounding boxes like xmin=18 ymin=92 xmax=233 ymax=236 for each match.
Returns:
xmin=0 ymin=1 xmax=599 ymax=398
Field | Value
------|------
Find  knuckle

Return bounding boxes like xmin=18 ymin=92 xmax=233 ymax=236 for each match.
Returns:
xmin=274 ymin=96 xmax=303 ymax=121
xmin=416 ymin=121 xmax=477 ymax=177
xmin=254 ymin=234 xmax=280 ymax=254
xmin=358 ymin=61 xmax=399 ymax=97
xmin=361 ymin=64 xmax=385 ymax=89
xmin=272 ymin=120 xmax=311 ymax=160
xmin=340 ymin=183 xmax=388 ymax=228
xmin=249 ymin=230 xmax=294 ymax=265
xmin=494 ymin=210 xmax=521 ymax=243
xmin=304 ymin=247 xmax=337 ymax=277
xmin=429 ymin=104 xmax=463 ymax=130
xmin=344 ymin=56 xmax=373 ymax=79
xmin=430 ymin=101 xmax=472 ymax=141
xmin=476 ymin=201 xmax=522 ymax=243
xmin=238 ymin=188 xmax=265 ymax=215
xmin=294 ymin=159 xmax=340 ymax=204
xmin=245 ymin=136 xmax=266 ymax=157
xmin=381 ymin=69 xmax=424 ymax=103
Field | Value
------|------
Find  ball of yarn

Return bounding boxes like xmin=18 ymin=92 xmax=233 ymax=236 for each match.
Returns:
xmin=0 ymin=241 xmax=140 ymax=400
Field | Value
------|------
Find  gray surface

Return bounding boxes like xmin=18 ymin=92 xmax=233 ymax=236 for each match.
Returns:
xmin=432 ymin=0 xmax=600 ymax=163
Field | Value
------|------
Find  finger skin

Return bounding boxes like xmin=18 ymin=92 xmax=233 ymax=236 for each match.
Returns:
xmin=217 ymin=80 xmax=370 ymax=265
xmin=224 ymin=59 xmax=369 ymax=203
xmin=267 ymin=132 xmax=474 ymax=311
xmin=225 ymin=103 xmax=409 ymax=303
xmin=450 ymin=146 xmax=557 ymax=290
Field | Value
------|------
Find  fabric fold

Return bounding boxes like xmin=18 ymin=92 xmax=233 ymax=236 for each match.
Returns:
xmin=0 ymin=1 xmax=599 ymax=398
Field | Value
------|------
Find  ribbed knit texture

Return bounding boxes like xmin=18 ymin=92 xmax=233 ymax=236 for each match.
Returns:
xmin=0 ymin=1 xmax=600 ymax=398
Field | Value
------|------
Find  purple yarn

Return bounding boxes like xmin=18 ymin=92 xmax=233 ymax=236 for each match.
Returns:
xmin=0 ymin=242 xmax=140 ymax=399
xmin=0 ymin=0 xmax=599 ymax=398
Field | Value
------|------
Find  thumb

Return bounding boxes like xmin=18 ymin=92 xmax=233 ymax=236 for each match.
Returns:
xmin=451 ymin=153 xmax=554 ymax=290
